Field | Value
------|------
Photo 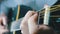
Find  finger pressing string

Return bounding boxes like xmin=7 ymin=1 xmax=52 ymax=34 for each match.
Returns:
xmin=28 ymin=13 xmax=38 ymax=34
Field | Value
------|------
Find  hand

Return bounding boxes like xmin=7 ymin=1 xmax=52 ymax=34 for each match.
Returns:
xmin=28 ymin=11 xmax=38 ymax=34
xmin=20 ymin=11 xmax=55 ymax=34
xmin=0 ymin=16 xmax=8 ymax=34
xmin=20 ymin=11 xmax=38 ymax=34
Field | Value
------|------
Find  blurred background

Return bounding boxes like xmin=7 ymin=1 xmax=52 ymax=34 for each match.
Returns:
xmin=0 ymin=0 xmax=60 ymax=34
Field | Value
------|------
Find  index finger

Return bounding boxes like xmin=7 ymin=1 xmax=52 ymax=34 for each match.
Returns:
xmin=24 ymin=11 xmax=37 ymax=20
xmin=21 ymin=11 xmax=37 ymax=24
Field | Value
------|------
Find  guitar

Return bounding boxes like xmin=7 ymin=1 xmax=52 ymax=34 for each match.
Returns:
xmin=37 ymin=4 xmax=60 ymax=34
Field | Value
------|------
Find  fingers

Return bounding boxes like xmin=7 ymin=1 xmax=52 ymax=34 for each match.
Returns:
xmin=0 ymin=17 xmax=3 ymax=26
xmin=0 ymin=16 xmax=8 ymax=34
xmin=24 ymin=11 xmax=36 ymax=19
xmin=38 ymin=25 xmax=50 ymax=30
xmin=20 ymin=11 xmax=36 ymax=28
xmin=22 ymin=11 xmax=36 ymax=22
xmin=20 ymin=11 xmax=37 ymax=27
xmin=0 ymin=17 xmax=7 ymax=26
xmin=28 ymin=13 xmax=38 ymax=23
xmin=20 ymin=11 xmax=36 ymax=34
xmin=0 ymin=29 xmax=8 ymax=34
xmin=20 ymin=11 xmax=36 ymax=27
xmin=0 ymin=26 xmax=8 ymax=34
xmin=28 ymin=13 xmax=38 ymax=34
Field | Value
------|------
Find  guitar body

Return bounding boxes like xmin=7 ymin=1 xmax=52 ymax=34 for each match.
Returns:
xmin=8 ymin=0 xmax=60 ymax=34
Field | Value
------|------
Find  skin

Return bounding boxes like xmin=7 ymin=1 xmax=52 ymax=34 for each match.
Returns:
xmin=20 ymin=11 xmax=37 ymax=34
xmin=0 ymin=14 xmax=8 ymax=34
xmin=20 ymin=11 xmax=56 ymax=34
xmin=0 ymin=11 xmax=56 ymax=34
xmin=20 ymin=11 xmax=39 ymax=34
